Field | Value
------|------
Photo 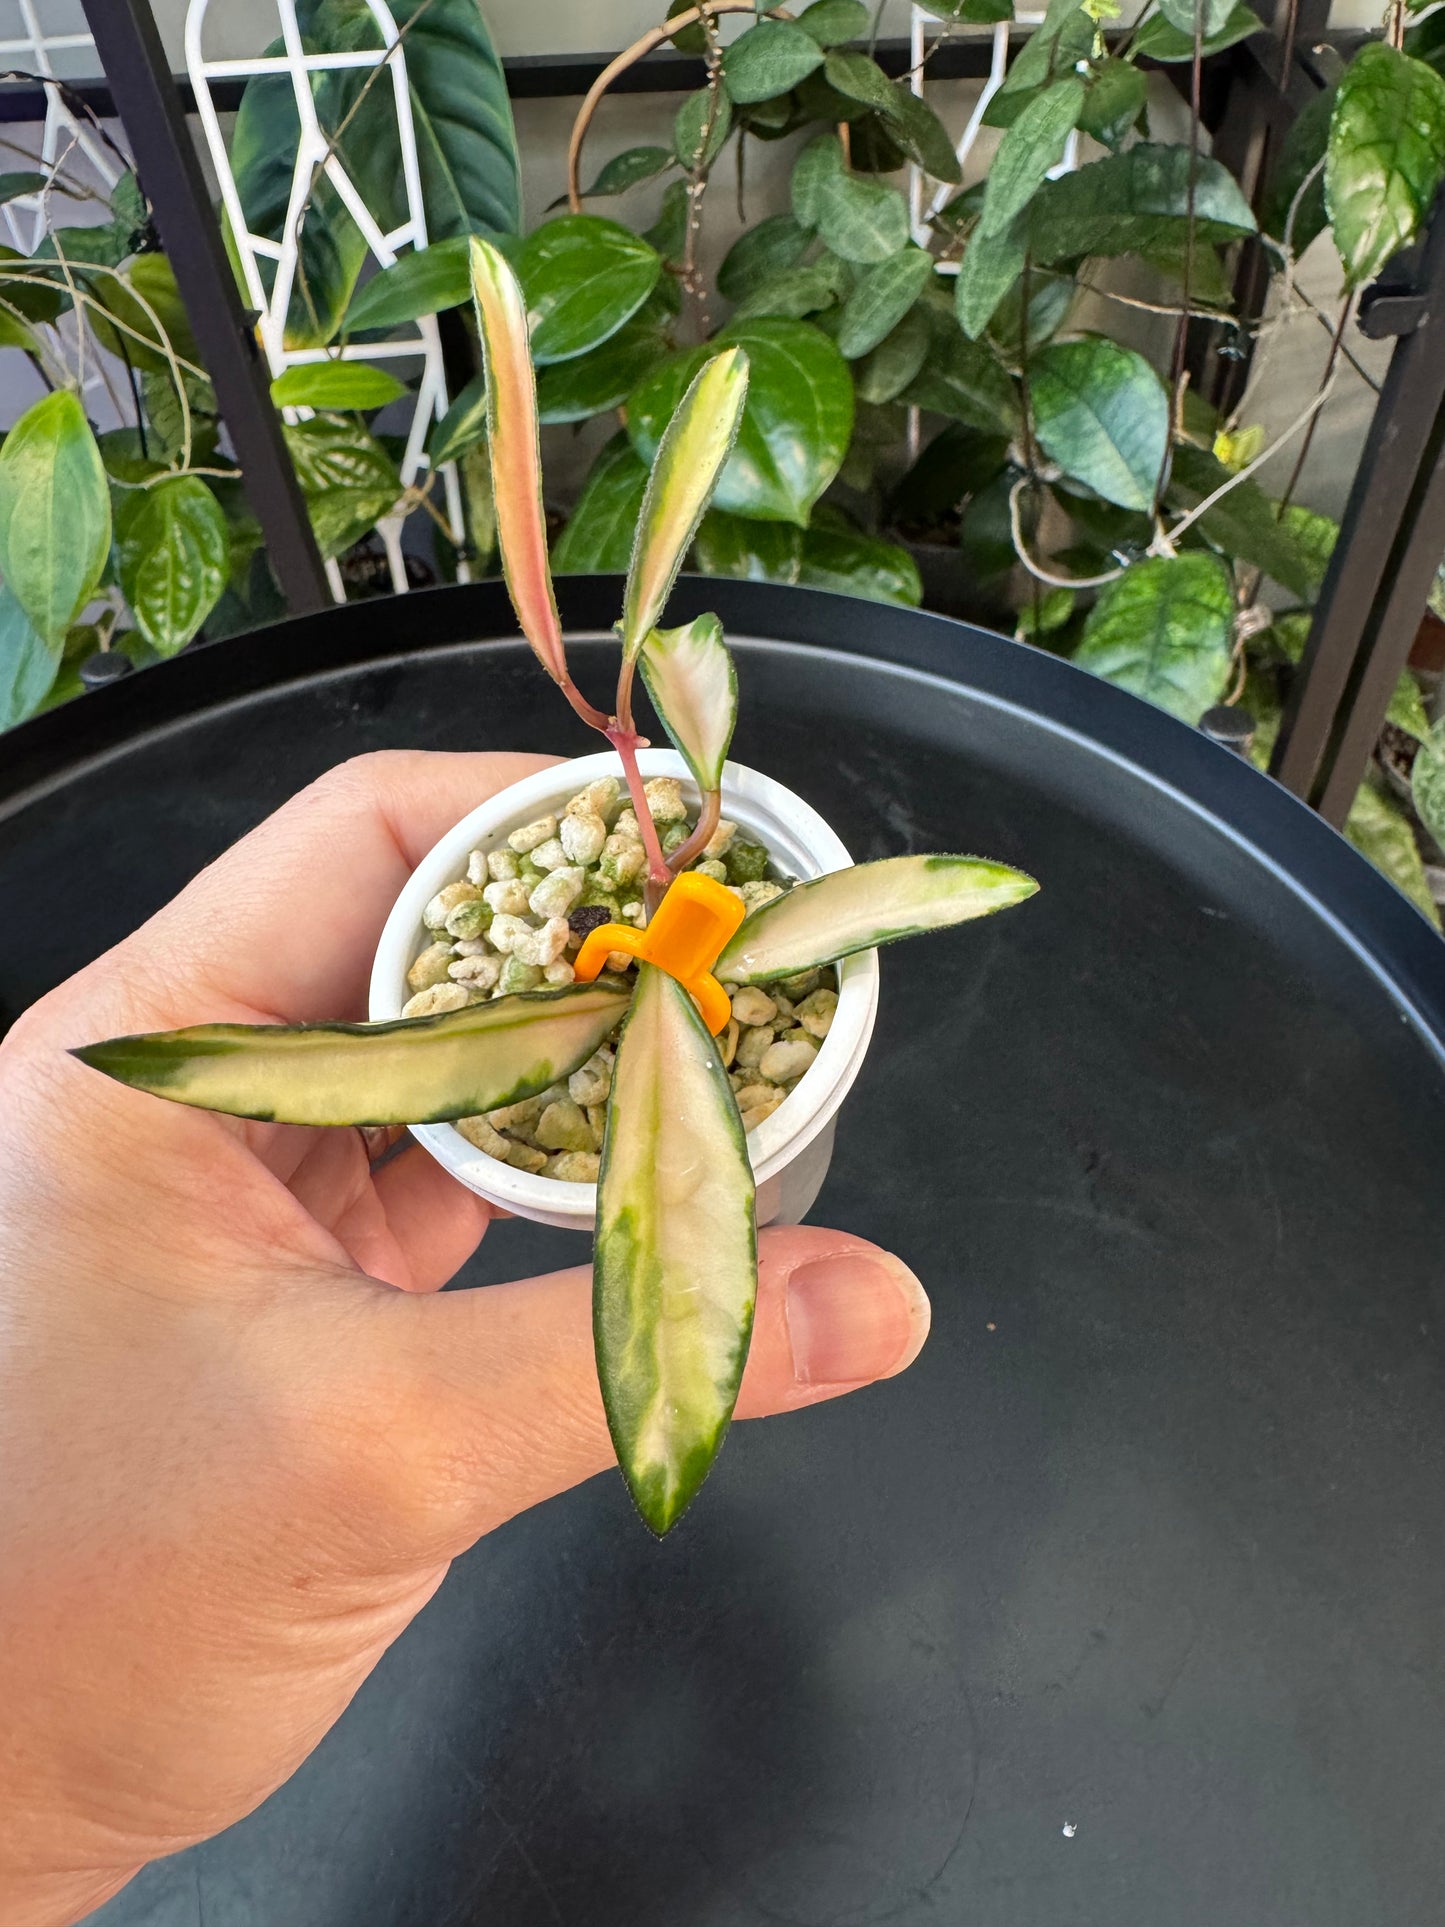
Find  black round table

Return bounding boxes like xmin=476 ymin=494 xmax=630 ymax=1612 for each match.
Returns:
xmin=5 ymin=579 xmax=1444 ymax=1927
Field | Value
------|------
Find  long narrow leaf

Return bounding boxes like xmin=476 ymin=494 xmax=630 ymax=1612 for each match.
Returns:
xmin=621 ymin=347 xmax=750 ymax=660
xmin=73 ymin=982 xmax=630 ymax=1127
xmin=638 ymin=613 xmax=738 ymax=791
xmin=595 ymin=963 xmax=758 ymax=1535
xmin=470 ymin=236 xmax=566 ymax=681
xmin=716 ymin=853 xmax=1038 ymax=983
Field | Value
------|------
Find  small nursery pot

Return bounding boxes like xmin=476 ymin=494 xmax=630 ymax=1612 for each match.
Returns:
xmin=370 ymin=749 xmax=880 ymax=1232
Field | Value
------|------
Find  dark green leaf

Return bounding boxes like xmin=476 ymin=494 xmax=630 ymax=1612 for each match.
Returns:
xmin=1074 ymin=553 xmax=1234 ymax=720
xmin=917 ymin=0 xmax=1012 ymax=17
xmin=1326 ymin=43 xmax=1445 ymax=287
xmin=674 ymin=84 xmax=734 ymax=170
xmin=902 ymin=325 xmax=1020 ymax=433
xmin=1032 ymin=338 xmax=1168 ymax=510
xmin=0 ymin=389 xmax=110 ymax=644
xmin=1277 ymin=504 xmax=1338 ymax=586
xmin=891 ymin=423 xmax=1010 ymax=523
xmin=731 ymin=261 xmax=845 ymax=320
xmin=737 ymin=92 xmax=802 ymax=139
xmin=1262 ymin=83 xmax=1333 ymax=249
xmin=693 ymin=508 xmax=805 ymax=581
xmin=1405 ymin=4 xmax=1445 ymax=80
xmin=114 ymin=476 xmax=228 ymax=656
xmin=1078 ymin=59 xmax=1148 ymax=150
xmin=835 ymin=246 xmax=934 ymax=356
xmin=1027 ymin=145 xmax=1256 ymax=264
xmin=694 ymin=508 xmax=921 ymax=604
xmin=514 ymin=215 xmax=661 ymax=364
xmin=645 ymin=180 xmax=690 ymax=261
xmin=32 ymin=220 xmax=131 ymax=269
xmin=96 ymin=428 xmax=168 ymax=486
xmin=822 ymin=48 xmax=899 ymax=115
xmin=579 ymin=146 xmax=675 ymax=198
xmin=815 ymin=166 xmax=912 ymax=262
xmin=1158 ymin=0 xmax=1239 ymax=40
xmin=981 ymin=76 xmax=1085 ymax=237
xmin=141 ymin=370 xmax=219 ymax=465
xmin=629 ymin=317 xmax=853 ymax=525
xmin=270 ymin=361 xmax=407 ymax=410
xmin=885 ymin=82 xmax=964 ymax=183
xmin=666 ymin=0 xmax=707 ymax=54
xmin=283 ymin=413 xmax=402 ymax=557
xmin=428 ymin=371 xmax=487 ymax=465
xmin=1130 ymin=1 xmax=1263 ymax=59
xmin=1016 ymin=584 xmax=1076 ymax=636
xmin=0 ymin=582 xmax=57 ymax=728
xmin=110 ymin=169 xmax=147 ymax=235
xmin=536 ymin=315 xmax=672 ymax=422
xmin=83 ymin=255 xmax=200 ymax=376
xmin=856 ymin=305 xmax=932 ymax=401
xmin=0 ymin=170 xmax=45 ymax=204
xmin=847 ymin=114 xmax=910 ymax=174
xmin=955 ymin=222 xmax=1026 ymax=338
xmin=342 ymin=237 xmax=470 ymax=332
xmin=553 ymin=433 xmax=649 ymax=573
xmin=988 ymin=265 xmax=1075 ymax=363
xmin=958 ymin=468 xmax=1024 ymax=584
xmin=719 ymin=213 xmax=812 ymax=299
xmin=723 ymin=18 xmax=825 ymax=102
xmin=0 ymin=246 xmax=61 ymax=324
xmin=792 ymin=133 xmax=845 ymax=227
xmin=1167 ymin=444 xmax=1327 ymax=598
xmin=984 ymin=0 xmax=1095 ymax=128
xmin=798 ymin=0 xmax=872 ymax=44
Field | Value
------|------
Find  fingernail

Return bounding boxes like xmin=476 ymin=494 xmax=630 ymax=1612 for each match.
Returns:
xmin=786 ymin=1250 xmax=931 ymax=1386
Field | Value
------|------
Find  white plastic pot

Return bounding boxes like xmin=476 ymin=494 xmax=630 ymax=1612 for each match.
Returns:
xmin=369 ymin=750 xmax=880 ymax=1232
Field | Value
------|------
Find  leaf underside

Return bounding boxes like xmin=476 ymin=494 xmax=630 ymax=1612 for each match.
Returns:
xmin=716 ymin=853 xmax=1039 ymax=984
xmin=595 ymin=964 xmax=758 ymax=1536
xmin=73 ymin=983 xmax=631 ymax=1127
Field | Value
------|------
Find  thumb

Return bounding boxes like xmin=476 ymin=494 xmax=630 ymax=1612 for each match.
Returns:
xmin=360 ymin=1225 xmax=931 ymax=1553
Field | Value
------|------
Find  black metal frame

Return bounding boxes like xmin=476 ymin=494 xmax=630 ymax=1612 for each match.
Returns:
xmin=17 ymin=12 xmax=1445 ymax=827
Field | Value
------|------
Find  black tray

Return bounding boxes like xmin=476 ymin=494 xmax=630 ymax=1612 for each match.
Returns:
xmin=4 ymin=578 xmax=1444 ymax=1927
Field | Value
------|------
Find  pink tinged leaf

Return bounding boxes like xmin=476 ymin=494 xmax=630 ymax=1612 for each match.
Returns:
xmin=621 ymin=347 xmax=750 ymax=661
xmin=469 ymin=236 xmax=566 ymax=682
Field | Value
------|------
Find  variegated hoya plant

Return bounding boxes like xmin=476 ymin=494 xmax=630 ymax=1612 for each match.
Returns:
xmin=76 ymin=239 xmax=1039 ymax=1535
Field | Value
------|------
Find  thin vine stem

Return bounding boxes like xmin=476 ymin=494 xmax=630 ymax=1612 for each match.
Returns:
xmin=1008 ymin=478 xmax=1128 ymax=589
xmin=1274 ymin=296 xmax=1352 ymax=515
xmin=1151 ymin=1 xmax=1204 ymax=516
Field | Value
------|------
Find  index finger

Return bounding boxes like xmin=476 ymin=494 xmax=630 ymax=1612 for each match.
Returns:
xmin=99 ymin=751 xmax=560 ymax=1030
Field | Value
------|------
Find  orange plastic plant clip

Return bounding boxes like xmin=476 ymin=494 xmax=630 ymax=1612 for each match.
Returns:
xmin=572 ymin=870 xmax=746 ymax=1035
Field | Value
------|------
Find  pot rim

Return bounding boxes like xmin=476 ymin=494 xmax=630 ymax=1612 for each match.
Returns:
xmin=368 ymin=749 xmax=880 ymax=1225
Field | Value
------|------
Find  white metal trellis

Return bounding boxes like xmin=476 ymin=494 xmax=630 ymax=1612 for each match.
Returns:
xmin=185 ymin=0 xmax=469 ymax=601
xmin=0 ymin=0 xmax=119 ymax=256
xmin=904 ymin=5 xmax=1082 ymax=454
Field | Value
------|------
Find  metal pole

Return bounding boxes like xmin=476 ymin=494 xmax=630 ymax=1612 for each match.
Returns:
xmin=79 ymin=0 xmax=331 ymax=615
xmin=1270 ymin=197 xmax=1445 ymax=819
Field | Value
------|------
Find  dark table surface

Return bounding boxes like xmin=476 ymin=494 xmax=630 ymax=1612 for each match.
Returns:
xmin=4 ymin=579 xmax=1444 ymax=1927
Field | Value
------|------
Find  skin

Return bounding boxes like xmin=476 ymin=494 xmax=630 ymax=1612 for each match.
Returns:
xmin=0 ymin=751 xmax=931 ymax=1927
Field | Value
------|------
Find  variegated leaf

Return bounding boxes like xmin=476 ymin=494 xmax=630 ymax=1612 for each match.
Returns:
xmin=638 ymin=612 xmax=738 ymax=791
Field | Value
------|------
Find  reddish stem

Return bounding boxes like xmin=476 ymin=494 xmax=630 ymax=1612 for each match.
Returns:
xmin=667 ymin=787 xmax=721 ymax=874
xmin=559 ymin=675 xmax=610 ymax=734
xmin=606 ymin=723 xmax=670 ymax=889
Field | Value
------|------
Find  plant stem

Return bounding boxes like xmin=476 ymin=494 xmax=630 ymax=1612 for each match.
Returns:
xmin=1151 ymin=5 xmax=1203 ymax=516
xmin=1274 ymin=295 xmax=1352 ymax=516
xmin=560 ymin=675 xmax=611 ymax=734
xmin=668 ymin=787 xmax=721 ymax=872
xmin=607 ymin=723 xmax=671 ymax=891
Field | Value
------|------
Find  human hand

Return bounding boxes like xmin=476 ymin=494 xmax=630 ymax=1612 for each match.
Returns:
xmin=0 ymin=751 xmax=930 ymax=1927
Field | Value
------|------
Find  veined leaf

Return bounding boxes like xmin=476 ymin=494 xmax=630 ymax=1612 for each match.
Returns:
xmin=792 ymin=133 xmax=846 ymax=228
xmin=816 ymin=167 xmax=912 ymax=263
xmin=639 ymin=613 xmax=738 ymax=790
xmin=553 ymin=434 xmax=650 ymax=574
xmin=577 ymin=146 xmax=675 ymax=198
xmin=1031 ymin=338 xmax=1169 ymax=511
xmin=270 ymin=361 xmax=407 ymax=410
xmin=983 ymin=0 xmax=1094 ymax=128
xmin=0 ymin=389 xmax=110 ymax=644
xmin=1073 ymin=553 xmax=1234 ymax=721
xmin=723 ymin=18 xmax=825 ymax=101
xmin=628 ymin=318 xmax=852 ymax=526
xmin=1167 ymin=444 xmax=1327 ymax=599
xmin=855 ymin=306 xmax=932 ymax=402
xmin=114 ymin=476 xmax=228 ymax=656
xmin=1158 ymin=0 xmax=1238 ymax=38
xmin=623 ymin=348 xmax=750 ymax=658
xmin=675 ymin=85 xmax=734 ymax=171
xmin=1262 ymin=83 xmax=1334 ymax=249
xmin=902 ymin=326 xmax=1020 ymax=434
xmin=693 ymin=510 xmax=922 ymax=606
xmin=1026 ymin=146 xmax=1257 ymax=264
xmin=979 ymin=76 xmax=1085 ymax=238
xmin=470 ymin=236 xmax=565 ymax=679
xmin=719 ymin=213 xmax=813 ymax=299
xmin=798 ymin=0 xmax=872 ymax=43
xmin=283 ymin=413 xmax=402 ymax=558
xmin=514 ymin=215 xmax=661 ymax=364
xmin=835 ymin=247 xmax=934 ymax=358
xmin=955 ymin=222 xmax=1026 ymax=338
xmin=74 ymin=982 xmax=631 ymax=1127
xmin=716 ymin=853 xmax=1038 ymax=983
xmin=595 ymin=963 xmax=757 ymax=1536
xmin=1130 ymin=1 xmax=1263 ymax=59
xmin=1411 ymin=716 xmax=1445 ymax=848
xmin=731 ymin=261 xmax=845 ymax=321
xmin=1079 ymin=59 xmax=1148 ymax=151
xmin=535 ymin=316 xmax=670 ymax=423
xmin=1326 ymin=43 xmax=1445 ymax=288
